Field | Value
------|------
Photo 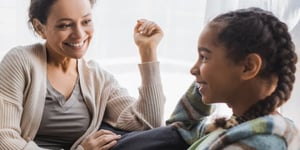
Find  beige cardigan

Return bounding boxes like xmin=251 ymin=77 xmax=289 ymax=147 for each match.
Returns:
xmin=0 ymin=43 xmax=165 ymax=150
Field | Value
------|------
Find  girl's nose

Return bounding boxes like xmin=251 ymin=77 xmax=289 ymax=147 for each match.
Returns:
xmin=190 ymin=65 xmax=199 ymax=76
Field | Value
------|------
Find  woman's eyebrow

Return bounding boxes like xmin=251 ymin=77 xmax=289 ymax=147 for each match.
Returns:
xmin=56 ymin=13 xmax=92 ymax=23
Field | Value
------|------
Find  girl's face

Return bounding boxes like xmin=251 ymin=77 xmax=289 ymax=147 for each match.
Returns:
xmin=41 ymin=0 xmax=94 ymax=59
xmin=190 ymin=25 xmax=245 ymax=104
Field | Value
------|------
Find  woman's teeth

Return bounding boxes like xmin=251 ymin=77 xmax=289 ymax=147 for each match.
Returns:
xmin=68 ymin=41 xmax=84 ymax=47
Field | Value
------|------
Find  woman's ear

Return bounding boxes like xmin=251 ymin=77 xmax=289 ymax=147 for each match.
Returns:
xmin=241 ymin=53 xmax=262 ymax=80
xmin=32 ymin=18 xmax=46 ymax=39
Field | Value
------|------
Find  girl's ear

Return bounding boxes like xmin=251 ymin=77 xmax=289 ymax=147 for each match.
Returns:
xmin=32 ymin=18 xmax=46 ymax=39
xmin=240 ymin=53 xmax=262 ymax=80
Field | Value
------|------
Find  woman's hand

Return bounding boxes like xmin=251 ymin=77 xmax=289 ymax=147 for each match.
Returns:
xmin=134 ymin=19 xmax=163 ymax=63
xmin=80 ymin=129 xmax=121 ymax=150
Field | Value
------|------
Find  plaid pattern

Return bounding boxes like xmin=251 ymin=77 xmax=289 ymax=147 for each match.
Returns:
xmin=166 ymin=81 xmax=214 ymax=145
xmin=166 ymin=81 xmax=300 ymax=149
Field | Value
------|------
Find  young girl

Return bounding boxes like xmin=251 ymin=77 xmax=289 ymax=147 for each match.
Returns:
xmin=167 ymin=7 xmax=300 ymax=149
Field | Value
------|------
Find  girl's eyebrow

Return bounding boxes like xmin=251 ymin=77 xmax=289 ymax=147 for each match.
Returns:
xmin=198 ymin=47 xmax=212 ymax=53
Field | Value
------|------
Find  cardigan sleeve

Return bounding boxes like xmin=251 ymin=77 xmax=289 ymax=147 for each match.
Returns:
xmin=0 ymin=47 xmax=45 ymax=150
xmin=102 ymin=62 xmax=166 ymax=131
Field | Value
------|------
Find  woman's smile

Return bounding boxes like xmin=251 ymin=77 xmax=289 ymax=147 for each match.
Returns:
xmin=63 ymin=38 xmax=88 ymax=52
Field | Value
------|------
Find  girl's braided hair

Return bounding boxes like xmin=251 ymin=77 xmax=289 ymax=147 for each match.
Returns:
xmin=210 ymin=7 xmax=297 ymax=125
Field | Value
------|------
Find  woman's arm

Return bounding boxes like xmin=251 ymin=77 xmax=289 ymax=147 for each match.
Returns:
xmin=0 ymin=47 xmax=44 ymax=150
xmin=101 ymin=20 xmax=165 ymax=130
xmin=102 ymin=61 xmax=165 ymax=130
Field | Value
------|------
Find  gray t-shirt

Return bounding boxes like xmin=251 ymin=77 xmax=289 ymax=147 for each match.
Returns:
xmin=34 ymin=79 xmax=91 ymax=150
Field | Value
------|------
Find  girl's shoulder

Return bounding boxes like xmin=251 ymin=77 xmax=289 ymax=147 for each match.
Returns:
xmin=224 ymin=114 xmax=300 ymax=149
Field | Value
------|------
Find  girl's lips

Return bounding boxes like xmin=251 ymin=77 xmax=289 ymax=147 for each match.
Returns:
xmin=198 ymin=85 xmax=205 ymax=95
xmin=196 ymin=82 xmax=207 ymax=95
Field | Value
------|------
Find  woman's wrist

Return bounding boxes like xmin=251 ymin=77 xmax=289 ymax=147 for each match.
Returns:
xmin=139 ymin=48 xmax=157 ymax=63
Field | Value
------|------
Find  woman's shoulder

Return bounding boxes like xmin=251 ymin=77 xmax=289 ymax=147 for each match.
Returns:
xmin=1 ymin=43 xmax=46 ymax=70
xmin=4 ymin=43 xmax=45 ymax=59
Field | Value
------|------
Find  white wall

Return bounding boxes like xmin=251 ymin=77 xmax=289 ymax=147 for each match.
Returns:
xmin=0 ymin=0 xmax=299 ymax=127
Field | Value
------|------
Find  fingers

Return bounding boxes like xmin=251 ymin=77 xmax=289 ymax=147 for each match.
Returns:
xmin=81 ymin=130 xmax=121 ymax=150
xmin=133 ymin=18 xmax=163 ymax=63
xmin=135 ymin=19 xmax=161 ymax=36
xmin=93 ymin=129 xmax=121 ymax=145
xmin=95 ymin=133 xmax=120 ymax=149
xmin=92 ymin=129 xmax=118 ymax=138
xmin=99 ymin=140 xmax=118 ymax=150
xmin=94 ymin=129 xmax=121 ymax=139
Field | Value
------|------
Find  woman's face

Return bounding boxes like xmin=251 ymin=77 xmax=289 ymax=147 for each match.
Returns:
xmin=190 ymin=25 xmax=244 ymax=104
xmin=42 ymin=0 xmax=94 ymax=59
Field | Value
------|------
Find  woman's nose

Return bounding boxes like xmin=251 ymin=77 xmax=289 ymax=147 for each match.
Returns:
xmin=71 ymin=26 xmax=84 ymax=39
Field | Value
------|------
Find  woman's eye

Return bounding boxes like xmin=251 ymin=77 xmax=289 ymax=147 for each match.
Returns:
xmin=57 ymin=24 xmax=72 ymax=29
xmin=83 ymin=19 xmax=92 ymax=25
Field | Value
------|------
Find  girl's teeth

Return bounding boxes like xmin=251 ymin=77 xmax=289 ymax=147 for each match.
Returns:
xmin=195 ymin=82 xmax=200 ymax=88
xmin=195 ymin=82 xmax=202 ymax=88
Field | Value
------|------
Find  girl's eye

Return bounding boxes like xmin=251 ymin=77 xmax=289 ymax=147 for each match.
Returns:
xmin=200 ymin=54 xmax=208 ymax=63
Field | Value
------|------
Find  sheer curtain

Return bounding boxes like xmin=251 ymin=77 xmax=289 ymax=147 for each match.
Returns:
xmin=88 ymin=0 xmax=207 ymax=121
xmin=90 ymin=0 xmax=300 ymax=125
xmin=0 ymin=0 xmax=299 ymax=127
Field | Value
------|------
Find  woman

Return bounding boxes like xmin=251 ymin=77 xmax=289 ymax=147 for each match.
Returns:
xmin=167 ymin=7 xmax=300 ymax=149
xmin=0 ymin=0 xmax=165 ymax=149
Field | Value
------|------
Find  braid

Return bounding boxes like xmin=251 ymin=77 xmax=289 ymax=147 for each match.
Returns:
xmin=210 ymin=7 xmax=297 ymax=126
xmin=237 ymin=10 xmax=297 ymax=124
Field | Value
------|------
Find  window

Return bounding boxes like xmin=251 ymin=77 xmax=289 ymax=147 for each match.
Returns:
xmin=0 ymin=0 xmax=299 ymax=127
